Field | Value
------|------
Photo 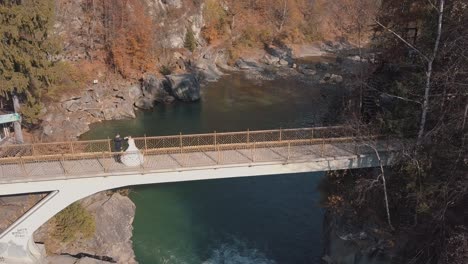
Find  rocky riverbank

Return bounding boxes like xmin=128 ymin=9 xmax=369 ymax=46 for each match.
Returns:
xmin=38 ymin=40 xmax=364 ymax=142
xmin=322 ymin=209 xmax=396 ymax=264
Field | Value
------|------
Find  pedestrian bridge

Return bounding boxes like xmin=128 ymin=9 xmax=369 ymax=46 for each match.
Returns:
xmin=0 ymin=126 xmax=402 ymax=263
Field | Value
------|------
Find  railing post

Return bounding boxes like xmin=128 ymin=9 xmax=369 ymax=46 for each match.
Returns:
xmin=19 ymin=157 xmax=27 ymax=177
xmin=31 ymin=144 xmax=35 ymax=156
xmin=221 ymin=145 xmax=224 ymax=164
xmin=311 ymin=129 xmax=314 ymax=140
xmin=144 ymin=134 xmax=148 ymax=151
xmin=214 ymin=131 xmax=217 ymax=147
xmin=102 ymin=152 xmax=107 ymax=172
xmin=61 ymin=154 xmax=67 ymax=175
xmin=247 ymin=129 xmax=250 ymax=144
xmin=252 ymin=143 xmax=256 ymax=162
xmin=217 ymin=145 xmax=220 ymax=164
xmin=279 ymin=127 xmax=282 ymax=142
xmin=321 ymin=138 xmax=325 ymax=158
xmin=70 ymin=142 xmax=75 ymax=154
xmin=107 ymin=137 xmax=112 ymax=152
xmin=287 ymin=142 xmax=291 ymax=161
xmin=179 ymin=132 xmax=183 ymax=154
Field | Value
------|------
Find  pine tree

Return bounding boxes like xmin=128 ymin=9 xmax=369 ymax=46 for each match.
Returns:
xmin=184 ymin=27 xmax=197 ymax=52
xmin=0 ymin=0 xmax=61 ymax=123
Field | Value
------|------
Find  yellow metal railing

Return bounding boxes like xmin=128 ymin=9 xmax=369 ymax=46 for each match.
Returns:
xmin=0 ymin=126 xmax=393 ymax=183
xmin=0 ymin=126 xmax=350 ymax=158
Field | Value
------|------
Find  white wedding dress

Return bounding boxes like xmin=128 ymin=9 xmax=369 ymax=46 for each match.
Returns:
xmin=121 ymin=138 xmax=144 ymax=167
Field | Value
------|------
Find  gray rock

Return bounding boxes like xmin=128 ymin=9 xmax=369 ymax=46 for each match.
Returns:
xmin=316 ymin=62 xmax=329 ymax=71
xmin=300 ymin=69 xmax=317 ymax=76
xmin=330 ymin=74 xmax=343 ymax=83
xmin=261 ymin=54 xmax=280 ymax=65
xmin=265 ymin=44 xmax=292 ymax=62
xmin=279 ymin=59 xmax=289 ymax=66
xmin=76 ymin=257 xmax=113 ymax=264
xmin=165 ymin=74 xmax=200 ymax=101
xmin=101 ymin=100 xmax=135 ymax=120
xmin=62 ymin=100 xmax=80 ymax=112
xmin=47 ymin=255 xmax=81 ymax=264
xmin=163 ymin=0 xmax=182 ymax=8
xmin=81 ymin=93 xmax=93 ymax=104
xmin=82 ymin=193 xmax=136 ymax=264
xmin=235 ymin=58 xmax=262 ymax=70
xmin=135 ymin=74 xmax=169 ymax=109
xmin=85 ymin=109 xmax=103 ymax=119
xmin=134 ymin=97 xmax=155 ymax=110
xmin=164 ymin=96 xmax=176 ymax=104
xmin=127 ymin=85 xmax=142 ymax=101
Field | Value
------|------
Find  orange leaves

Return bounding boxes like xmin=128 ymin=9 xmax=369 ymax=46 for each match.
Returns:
xmin=108 ymin=0 xmax=155 ymax=79
xmin=85 ymin=0 xmax=156 ymax=79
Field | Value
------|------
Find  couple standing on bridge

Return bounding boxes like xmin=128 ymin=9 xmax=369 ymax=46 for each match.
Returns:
xmin=113 ymin=134 xmax=144 ymax=167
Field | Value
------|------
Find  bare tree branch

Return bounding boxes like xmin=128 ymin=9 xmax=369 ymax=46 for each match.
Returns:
xmin=362 ymin=141 xmax=395 ymax=230
xmin=363 ymin=83 xmax=422 ymax=105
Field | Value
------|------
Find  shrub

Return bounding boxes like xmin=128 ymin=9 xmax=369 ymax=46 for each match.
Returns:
xmin=159 ymin=65 xmax=173 ymax=75
xmin=52 ymin=203 xmax=95 ymax=243
xmin=184 ymin=27 xmax=197 ymax=52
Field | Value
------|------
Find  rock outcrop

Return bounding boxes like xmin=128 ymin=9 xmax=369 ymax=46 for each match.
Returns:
xmin=194 ymin=47 xmax=230 ymax=82
xmin=135 ymin=74 xmax=171 ymax=109
xmin=165 ymin=74 xmax=201 ymax=102
xmin=39 ymin=81 xmax=141 ymax=140
xmin=35 ymin=192 xmax=136 ymax=264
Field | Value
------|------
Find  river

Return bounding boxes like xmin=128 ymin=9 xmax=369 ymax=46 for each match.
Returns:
xmin=82 ymin=71 xmax=345 ymax=264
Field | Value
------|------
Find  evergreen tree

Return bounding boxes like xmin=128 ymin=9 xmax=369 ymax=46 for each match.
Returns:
xmin=0 ymin=0 xmax=61 ymax=123
xmin=184 ymin=27 xmax=197 ymax=52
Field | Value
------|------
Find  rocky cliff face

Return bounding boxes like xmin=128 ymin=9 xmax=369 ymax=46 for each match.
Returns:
xmin=40 ymin=81 xmax=141 ymax=141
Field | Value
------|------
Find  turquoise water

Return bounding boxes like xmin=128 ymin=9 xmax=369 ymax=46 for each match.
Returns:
xmin=82 ymin=72 xmax=343 ymax=263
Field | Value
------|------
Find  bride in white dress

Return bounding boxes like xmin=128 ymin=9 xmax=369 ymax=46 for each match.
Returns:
xmin=121 ymin=136 xmax=144 ymax=167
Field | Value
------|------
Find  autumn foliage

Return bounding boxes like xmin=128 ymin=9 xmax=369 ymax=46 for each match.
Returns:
xmin=83 ymin=0 xmax=156 ymax=79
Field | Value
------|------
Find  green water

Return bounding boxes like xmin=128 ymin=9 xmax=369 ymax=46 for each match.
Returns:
xmin=82 ymin=72 xmax=344 ymax=264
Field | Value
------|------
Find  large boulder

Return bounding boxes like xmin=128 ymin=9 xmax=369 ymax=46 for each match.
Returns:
xmin=265 ymin=44 xmax=293 ymax=63
xmin=165 ymin=74 xmax=201 ymax=101
xmin=235 ymin=58 xmax=263 ymax=70
xmin=135 ymin=74 xmax=170 ymax=109
xmin=261 ymin=54 xmax=280 ymax=65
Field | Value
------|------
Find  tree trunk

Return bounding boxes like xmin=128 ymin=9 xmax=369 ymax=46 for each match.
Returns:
xmin=417 ymin=0 xmax=445 ymax=145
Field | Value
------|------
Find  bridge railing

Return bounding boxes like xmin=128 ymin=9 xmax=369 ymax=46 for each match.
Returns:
xmin=0 ymin=126 xmax=396 ymax=183
xmin=0 ymin=126 xmax=350 ymax=158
